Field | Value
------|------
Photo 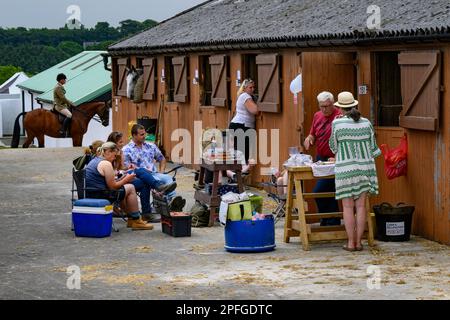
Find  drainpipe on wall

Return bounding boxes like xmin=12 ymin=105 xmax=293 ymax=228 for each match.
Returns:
xmin=29 ymin=91 xmax=34 ymax=111
xmin=21 ymin=90 xmax=25 ymax=136
xmin=101 ymin=53 xmax=111 ymax=71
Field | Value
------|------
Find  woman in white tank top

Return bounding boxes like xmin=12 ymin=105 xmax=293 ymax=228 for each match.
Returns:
xmin=229 ymin=79 xmax=259 ymax=161
xmin=230 ymin=79 xmax=259 ymax=128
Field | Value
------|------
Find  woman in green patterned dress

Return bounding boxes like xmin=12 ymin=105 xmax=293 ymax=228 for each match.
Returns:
xmin=329 ymin=92 xmax=381 ymax=252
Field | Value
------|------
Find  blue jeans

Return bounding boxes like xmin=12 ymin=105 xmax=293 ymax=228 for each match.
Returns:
xmin=131 ymin=178 xmax=151 ymax=214
xmin=314 ymin=155 xmax=341 ymax=226
xmin=131 ymin=168 xmax=166 ymax=214
xmin=151 ymin=172 xmax=176 ymax=200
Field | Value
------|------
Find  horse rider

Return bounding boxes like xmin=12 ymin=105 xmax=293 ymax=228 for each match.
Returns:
xmin=54 ymin=73 xmax=74 ymax=137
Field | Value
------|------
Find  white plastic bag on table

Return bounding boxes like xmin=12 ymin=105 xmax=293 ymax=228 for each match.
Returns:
xmin=283 ymin=154 xmax=313 ymax=167
xmin=310 ymin=161 xmax=335 ymax=177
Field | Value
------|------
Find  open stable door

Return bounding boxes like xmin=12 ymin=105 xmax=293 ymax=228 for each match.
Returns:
xmin=398 ymin=50 xmax=441 ymax=131
xmin=301 ymin=52 xmax=357 ymax=212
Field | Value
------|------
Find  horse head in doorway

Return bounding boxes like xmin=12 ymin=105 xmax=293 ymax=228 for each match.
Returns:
xmin=126 ymin=66 xmax=143 ymax=100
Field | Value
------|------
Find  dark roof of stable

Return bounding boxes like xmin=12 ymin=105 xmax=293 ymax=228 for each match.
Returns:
xmin=109 ymin=0 xmax=450 ymax=55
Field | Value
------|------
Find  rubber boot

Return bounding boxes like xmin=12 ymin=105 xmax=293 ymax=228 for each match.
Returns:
xmin=60 ymin=117 xmax=71 ymax=137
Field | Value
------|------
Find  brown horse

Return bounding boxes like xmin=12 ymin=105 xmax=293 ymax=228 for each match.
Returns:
xmin=11 ymin=101 xmax=111 ymax=148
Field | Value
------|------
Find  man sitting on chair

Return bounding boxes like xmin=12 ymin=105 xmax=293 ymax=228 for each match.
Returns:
xmin=123 ymin=124 xmax=186 ymax=222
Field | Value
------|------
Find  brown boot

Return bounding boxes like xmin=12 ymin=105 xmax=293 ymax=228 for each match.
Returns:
xmin=127 ymin=217 xmax=154 ymax=230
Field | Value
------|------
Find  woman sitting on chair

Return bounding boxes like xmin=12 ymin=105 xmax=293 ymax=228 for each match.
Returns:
xmin=85 ymin=142 xmax=153 ymax=230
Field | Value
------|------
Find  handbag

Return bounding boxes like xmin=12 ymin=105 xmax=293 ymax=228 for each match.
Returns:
xmin=72 ymin=154 xmax=91 ymax=170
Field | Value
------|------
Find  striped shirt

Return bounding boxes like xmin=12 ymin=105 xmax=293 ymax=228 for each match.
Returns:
xmin=329 ymin=116 xmax=381 ymax=200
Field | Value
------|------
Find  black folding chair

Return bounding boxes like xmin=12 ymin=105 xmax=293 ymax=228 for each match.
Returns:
xmin=148 ymin=164 xmax=184 ymax=213
xmin=163 ymin=164 xmax=184 ymax=181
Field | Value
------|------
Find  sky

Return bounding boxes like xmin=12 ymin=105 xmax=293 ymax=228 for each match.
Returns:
xmin=0 ymin=0 xmax=207 ymax=28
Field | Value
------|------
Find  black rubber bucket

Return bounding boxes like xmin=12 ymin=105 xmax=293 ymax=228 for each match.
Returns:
xmin=373 ymin=202 xmax=415 ymax=241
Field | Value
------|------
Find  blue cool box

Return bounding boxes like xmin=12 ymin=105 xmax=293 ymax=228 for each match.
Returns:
xmin=224 ymin=217 xmax=276 ymax=253
xmin=72 ymin=199 xmax=113 ymax=238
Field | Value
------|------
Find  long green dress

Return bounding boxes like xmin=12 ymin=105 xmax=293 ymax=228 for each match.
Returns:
xmin=329 ymin=116 xmax=381 ymax=200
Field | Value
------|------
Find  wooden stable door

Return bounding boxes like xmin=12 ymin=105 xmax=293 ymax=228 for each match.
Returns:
xmin=301 ymin=52 xmax=357 ymax=211
xmin=162 ymin=104 xmax=180 ymax=158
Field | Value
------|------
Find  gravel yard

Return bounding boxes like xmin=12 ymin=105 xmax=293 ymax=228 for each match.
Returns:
xmin=0 ymin=148 xmax=449 ymax=300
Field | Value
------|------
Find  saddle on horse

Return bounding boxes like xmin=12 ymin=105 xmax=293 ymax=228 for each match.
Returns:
xmin=51 ymin=108 xmax=72 ymax=138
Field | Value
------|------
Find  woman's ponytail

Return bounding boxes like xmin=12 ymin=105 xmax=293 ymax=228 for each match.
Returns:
xmin=345 ymin=107 xmax=361 ymax=122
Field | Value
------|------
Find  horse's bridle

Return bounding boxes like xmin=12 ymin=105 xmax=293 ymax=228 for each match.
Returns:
xmin=73 ymin=103 xmax=109 ymax=125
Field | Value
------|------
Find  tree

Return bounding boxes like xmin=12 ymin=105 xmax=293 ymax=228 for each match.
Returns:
xmin=95 ymin=22 xmax=110 ymax=31
xmin=0 ymin=19 xmax=159 ymax=74
xmin=94 ymin=22 xmax=119 ymax=41
xmin=0 ymin=65 xmax=22 ymax=86
xmin=119 ymin=19 xmax=143 ymax=36
xmin=142 ymin=19 xmax=158 ymax=29
xmin=57 ymin=41 xmax=83 ymax=56
xmin=86 ymin=40 xmax=115 ymax=50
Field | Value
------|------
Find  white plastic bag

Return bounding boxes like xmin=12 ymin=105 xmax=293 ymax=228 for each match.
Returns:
xmin=283 ymin=154 xmax=313 ymax=167
xmin=310 ymin=161 xmax=335 ymax=177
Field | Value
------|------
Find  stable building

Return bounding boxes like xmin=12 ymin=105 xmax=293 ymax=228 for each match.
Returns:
xmin=107 ymin=0 xmax=450 ymax=244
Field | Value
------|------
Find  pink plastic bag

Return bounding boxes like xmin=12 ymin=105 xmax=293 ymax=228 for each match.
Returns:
xmin=380 ymin=134 xmax=408 ymax=180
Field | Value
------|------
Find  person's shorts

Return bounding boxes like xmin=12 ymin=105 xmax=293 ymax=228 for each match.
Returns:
xmin=87 ymin=186 xmax=126 ymax=204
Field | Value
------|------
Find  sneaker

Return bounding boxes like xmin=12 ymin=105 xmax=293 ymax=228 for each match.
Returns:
xmin=127 ymin=217 xmax=154 ymax=230
xmin=169 ymin=196 xmax=186 ymax=212
xmin=156 ymin=182 xmax=177 ymax=194
xmin=142 ymin=213 xmax=161 ymax=223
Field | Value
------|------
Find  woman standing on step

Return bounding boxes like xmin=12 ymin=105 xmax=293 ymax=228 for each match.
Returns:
xmin=228 ymin=79 xmax=259 ymax=162
xmin=329 ymin=92 xmax=381 ymax=252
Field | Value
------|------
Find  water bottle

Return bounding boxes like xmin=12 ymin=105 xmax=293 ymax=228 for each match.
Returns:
xmin=270 ymin=167 xmax=279 ymax=178
xmin=211 ymin=138 xmax=217 ymax=156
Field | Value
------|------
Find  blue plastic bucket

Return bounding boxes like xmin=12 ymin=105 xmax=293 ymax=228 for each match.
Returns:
xmin=224 ymin=217 xmax=276 ymax=253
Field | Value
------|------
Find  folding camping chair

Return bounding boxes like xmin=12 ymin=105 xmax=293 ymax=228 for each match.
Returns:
xmin=164 ymin=163 xmax=184 ymax=181
xmin=260 ymin=174 xmax=289 ymax=224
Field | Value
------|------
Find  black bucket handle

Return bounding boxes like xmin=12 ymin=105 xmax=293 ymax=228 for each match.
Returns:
xmin=239 ymin=204 xmax=245 ymax=220
xmin=379 ymin=202 xmax=392 ymax=208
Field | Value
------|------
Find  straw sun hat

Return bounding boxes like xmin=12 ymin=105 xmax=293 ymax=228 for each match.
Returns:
xmin=334 ymin=91 xmax=358 ymax=108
